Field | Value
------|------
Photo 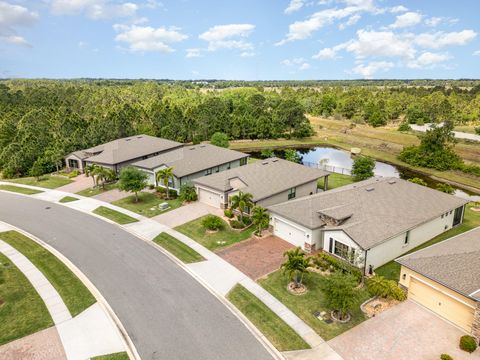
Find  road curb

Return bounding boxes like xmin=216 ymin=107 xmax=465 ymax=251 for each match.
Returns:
xmin=0 ymin=220 xmax=141 ymax=360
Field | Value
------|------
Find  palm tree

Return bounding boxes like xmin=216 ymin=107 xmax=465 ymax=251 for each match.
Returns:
xmin=251 ymin=206 xmax=269 ymax=236
xmin=156 ymin=167 xmax=174 ymax=199
xmin=93 ymin=166 xmax=116 ymax=190
xmin=281 ymin=248 xmax=311 ymax=289
xmin=84 ymin=164 xmax=98 ymax=187
xmin=229 ymin=191 xmax=253 ymax=223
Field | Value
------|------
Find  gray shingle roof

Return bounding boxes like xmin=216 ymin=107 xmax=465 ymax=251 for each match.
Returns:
xmin=193 ymin=158 xmax=329 ymax=202
xmin=71 ymin=135 xmax=182 ymax=165
xmin=268 ymin=177 xmax=468 ymax=250
xmin=132 ymin=144 xmax=249 ymax=178
xmin=396 ymin=227 xmax=480 ymax=301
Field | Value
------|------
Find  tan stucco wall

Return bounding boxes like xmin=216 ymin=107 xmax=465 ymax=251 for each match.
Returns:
xmin=256 ymin=180 xmax=318 ymax=208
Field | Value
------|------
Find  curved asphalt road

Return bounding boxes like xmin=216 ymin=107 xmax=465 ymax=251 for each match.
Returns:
xmin=0 ymin=192 xmax=274 ymax=360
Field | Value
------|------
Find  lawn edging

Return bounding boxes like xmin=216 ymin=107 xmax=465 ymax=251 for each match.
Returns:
xmin=0 ymin=221 xmax=140 ymax=360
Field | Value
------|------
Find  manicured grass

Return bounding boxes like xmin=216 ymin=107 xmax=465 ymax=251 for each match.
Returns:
xmin=258 ymin=270 xmax=370 ymax=341
xmin=175 ymin=216 xmax=255 ymax=251
xmin=91 ymin=352 xmax=129 ymax=360
xmin=0 ymin=252 xmax=53 ymax=346
xmin=112 ymin=192 xmax=182 ymax=218
xmin=228 ymin=284 xmax=310 ymax=351
xmin=153 ymin=232 xmax=205 ymax=263
xmin=376 ymin=203 xmax=480 ymax=281
xmin=318 ymin=173 xmax=354 ymax=190
xmin=93 ymin=206 xmax=139 ymax=225
xmin=5 ymin=175 xmax=72 ymax=189
xmin=59 ymin=196 xmax=79 ymax=203
xmin=76 ymin=183 xmax=117 ymax=197
xmin=0 ymin=184 xmax=43 ymax=195
xmin=0 ymin=231 xmax=96 ymax=317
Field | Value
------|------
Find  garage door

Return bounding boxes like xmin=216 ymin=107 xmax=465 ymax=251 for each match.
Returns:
xmin=198 ymin=188 xmax=222 ymax=208
xmin=273 ymin=218 xmax=305 ymax=247
xmin=409 ymin=278 xmax=475 ymax=332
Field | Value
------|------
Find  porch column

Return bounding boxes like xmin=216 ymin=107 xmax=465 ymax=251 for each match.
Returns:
xmin=323 ymin=175 xmax=329 ymax=191
xmin=472 ymin=302 xmax=480 ymax=340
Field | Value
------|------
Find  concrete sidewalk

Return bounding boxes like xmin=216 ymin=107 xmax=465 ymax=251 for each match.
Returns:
xmin=0 ymin=221 xmax=126 ymax=360
xmin=0 ymin=182 xmax=343 ymax=359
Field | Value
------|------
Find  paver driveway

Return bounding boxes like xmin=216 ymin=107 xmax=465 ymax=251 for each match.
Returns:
xmin=216 ymin=235 xmax=294 ymax=280
xmin=329 ymin=300 xmax=480 ymax=360
xmin=152 ymin=201 xmax=223 ymax=227
xmin=56 ymin=174 xmax=92 ymax=193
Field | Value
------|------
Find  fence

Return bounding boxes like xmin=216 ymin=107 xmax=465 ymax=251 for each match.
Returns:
xmin=303 ymin=161 xmax=352 ymax=176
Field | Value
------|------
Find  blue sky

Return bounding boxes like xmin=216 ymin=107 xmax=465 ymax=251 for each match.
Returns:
xmin=1 ymin=0 xmax=479 ymax=79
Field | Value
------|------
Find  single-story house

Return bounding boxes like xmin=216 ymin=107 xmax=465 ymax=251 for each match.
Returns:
xmin=267 ymin=177 xmax=469 ymax=270
xmin=132 ymin=144 xmax=249 ymax=192
xmin=65 ymin=134 xmax=183 ymax=173
xmin=396 ymin=227 xmax=480 ymax=338
xmin=193 ymin=157 xmax=329 ymax=209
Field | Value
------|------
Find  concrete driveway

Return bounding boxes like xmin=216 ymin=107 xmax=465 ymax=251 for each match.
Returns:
xmin=93 ymin=188 xmax=131 ymax=203
xmin=329 ymin=300 xmax=480 ymax=360
xmin=56 ymin=174 xmax=93 ymax=193
xmin=0 ymin=192 xmax=274 ymax=360
xmin=152 ymin=201 xmax=223 ymax=228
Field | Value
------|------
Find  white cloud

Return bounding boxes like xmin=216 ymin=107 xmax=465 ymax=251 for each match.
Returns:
xmin=474 ymin=50 xmax=480 ymax=56
xmin=276 ymin=0 xmax=378 ymax=45
xmin=389 ymin=5 xmax=408 ymax=13
xmin=113 ymin=24 xmax=187 ymax=53
xmin=389 ymin=11 xmax=422 ymax=29
xmin=185 ymin=48 xmax=202 ymax=58
xmin=281 ymin=57 xmax=311 ymax=71
xmin=299 ymin=62 xmax=311 ymax=70
xmin=0 ymin=1 xmax=38 ymax=47
xmin=285 ymin=0 xmax=305 ymax=14
xmin=240 ymin=51 xmax=255 ymax=57
xmin=312 ymin=46 xmax=340 ymax=59
xmin=78 ymin=41 xmax=88 ymax=49
xmin=351 ymin=61 xmax=394 ymax=78
xmin=414 ymin=30 xmax=477 ymax=49
xmin=425 ymin=17 xmax=442 ymax=27
xmin=199 ymin=24 xmax=255 ymax=51
xmin=50 ymin=0 xmax=138 ymax=19
xmin=339 ymin=14 xmax=361 ymax=30
xmin=407 ymin=51 xmax=450 ymax=68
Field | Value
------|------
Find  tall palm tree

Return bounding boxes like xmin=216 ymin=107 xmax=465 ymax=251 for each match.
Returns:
xmin=281 ymin=248 xmax=310 ymax=289
xmin=84 ymin=164 xmax=98 ymax=187
xmin=92 ymin=166 xmax=116 ymax=190
xmin=156 ymin=167 xmax=174 ymax=199
xmin=251 ymin=206 xmax=269 ymax=236
xmin=229 ymin=191 xmax=253 ymax=223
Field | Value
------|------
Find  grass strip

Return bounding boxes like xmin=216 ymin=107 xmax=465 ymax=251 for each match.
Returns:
xmin=93 ymin=206 xmax=139 ymax=225
xmin=91 ymin=352 xmax=129 ymax=360
xmin=153 ymin=232 xmax=205 ymax=263
xmin=59 ymin=196 xmax=79 ymax=203
xmin=0 ymin=184 xmax=43 ymax=195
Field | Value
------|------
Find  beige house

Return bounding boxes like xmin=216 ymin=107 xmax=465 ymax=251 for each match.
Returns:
xmin=396 ymin=227 xmax=480 ymax=338
xmin=193 ymin=158 xmax=329 ymax=209
xmin=65 ymin=135 xmax=183 ymax=173
xmin=268 ymin=177 xmax=468 ymax=268
xmin=132 ymin=144 xmax=249 ymax=192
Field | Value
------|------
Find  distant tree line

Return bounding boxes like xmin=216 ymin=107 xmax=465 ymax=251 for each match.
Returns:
xmin=0 ymin=79 xmax=479 ymax=178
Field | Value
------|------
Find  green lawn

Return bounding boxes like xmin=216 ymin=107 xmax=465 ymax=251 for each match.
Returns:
xmin=318 ymin=173 xmax=354 ymax=190
xmin=59 ymin=196 xmax=79 ymax=203
xmin=93 ymin=206 xmax=139 ymax=225
xmin=153 ymin=232 xmax=205 ymax=263
xmin=228 ymin=284 xmax=310 ymax=351
xmin=5 ymin=175 xmax=72 ymax=189
xmin=175 ymin=216 xmax=255 ymax=251
xmin=376 ymin=203 xmax=480 ymax=281
xmin=0 ymin=184 xmax=43 ymax=195
xmin=0 ymin=252 xmax=53 ymax=346
xmin=91 ymin=352 xmax=129 ymax=360
xmin=0 ymin=231 xmax=96 ymax=317
xmin=258 ymin=270 xmax=370 ymax=341
xmin=112 ymin=192 xmax=182 ymax=218
xmin=76 ymin=183 xmax=117 ymax=197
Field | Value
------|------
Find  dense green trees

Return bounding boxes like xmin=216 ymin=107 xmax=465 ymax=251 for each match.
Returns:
xmin=351 ymin=156 xmax=375 ymax=181
xmin=118 ymin=167 xmax=148 ymax=202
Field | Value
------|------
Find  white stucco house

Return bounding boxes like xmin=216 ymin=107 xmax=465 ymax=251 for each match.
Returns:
xmin=268 ymin=177 xmax=468 ymax=274
xmin=132 ymin=144 xmax=249 ymax=192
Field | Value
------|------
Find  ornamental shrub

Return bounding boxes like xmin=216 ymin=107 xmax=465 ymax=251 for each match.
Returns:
xmin=202 ymin=215 xmax=224 ymax=231
xmin=229 ymin=219 xmax=244 ymax=229
xmin=242 ymin=216 xmax=252 ymax=226
xmin=459 ymin=335 xmax=477 ymax=353
xmin=224 ymin=209 xmax=234 ymax=218
xmin=440 ymin=354 xmax=453 ymax=360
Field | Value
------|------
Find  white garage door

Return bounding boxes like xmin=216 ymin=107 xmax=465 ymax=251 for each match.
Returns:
xmin=273 ymin=218 xmax=305 ymax=247
xmin=198 ymin=188 xmax=222 ymax=208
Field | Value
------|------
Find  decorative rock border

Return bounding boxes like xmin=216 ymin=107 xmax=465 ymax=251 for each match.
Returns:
xmin=331 ymin=310 xmax=351 ymax=323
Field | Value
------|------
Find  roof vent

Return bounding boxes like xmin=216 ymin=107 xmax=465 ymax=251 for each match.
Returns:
xmin=388 ymin=179 xmax=396 ymax=184
xmin=125 ymin=139 xmax=131 ymax=141
xmin=200 ymin=145 xmax=206 ymax=148
xmin=366 ymin=187 xmax=375 ymax=192
xmin=189 ymin=147 xmax=196 ymax=150
xmin=272 ymin=159 xmax=279 ymax=162
xmin=262 ymin=161 xmax=269 ymax=165
xmin=137 ymin=136 xmax=143 ymax=139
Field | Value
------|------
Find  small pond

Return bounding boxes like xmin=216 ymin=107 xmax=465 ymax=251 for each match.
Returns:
xmin=246 ymin=146 xmax=480 ymax=202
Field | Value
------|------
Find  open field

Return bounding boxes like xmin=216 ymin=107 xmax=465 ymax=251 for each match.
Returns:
xmin=230 ymin=116 xmax=480 ymax=192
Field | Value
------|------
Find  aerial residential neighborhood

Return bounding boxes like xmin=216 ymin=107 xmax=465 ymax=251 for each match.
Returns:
xmin=1 ymin=1 xmax=480 ymax=360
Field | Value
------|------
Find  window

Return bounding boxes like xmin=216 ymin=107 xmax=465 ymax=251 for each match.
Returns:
xmin=328 ymin=237 xmax=333 ymax=253
xmin=453 ymin=206 xmax=463 ymax=226
xmin=205 ymin=168 xmax=212 ymax=176
xmin=404 ymin=231 xmax=410 ymax=245
xmin=227 ymin=163 xmax=231 ymax=170
xmin=240 ymin=158 xmax=247 ymax=166
xmin=441 ymin=214 xmax=444 ymax=219
xmin=288 ymin=187 xmax=296 ymax=200
xmin=215 ymin=166 xmax=220 ymax=173
xmin=334 ymin=241 xmax=349 ymax=259
xmin=68 ymin=159 xmax=79 ymax=169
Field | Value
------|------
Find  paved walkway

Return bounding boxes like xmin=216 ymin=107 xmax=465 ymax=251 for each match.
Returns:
xmin=0 ymin=221 xmax=126 ymax=360
xmin=329 ymin=300 xmax=480 ymax=360
xmin=152 ymin=201 xmax=223 ymax=228
xmin=56 ymin=175 xmax=92 ymax=193
xmin=0 ymin=182 xmax=342 ymax=359
xmin=93 ymin=188 xmax=131 ymax=203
